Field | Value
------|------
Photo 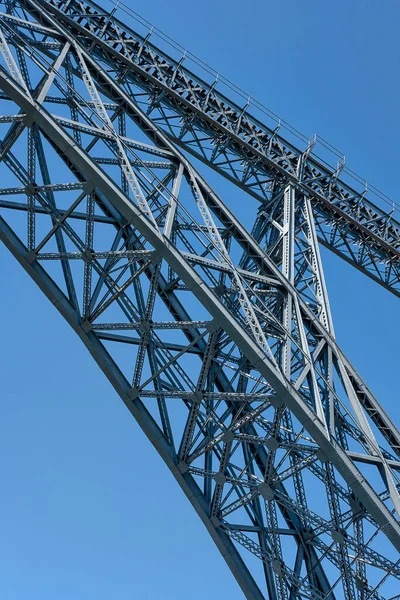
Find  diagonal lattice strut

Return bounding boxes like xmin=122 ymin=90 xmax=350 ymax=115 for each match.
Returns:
xmin=0 ymin=1 xmax=399 ymax=599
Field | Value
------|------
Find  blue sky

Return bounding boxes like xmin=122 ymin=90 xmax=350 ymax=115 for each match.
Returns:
xmin=1 ymin=1 xmax=400 ymax=598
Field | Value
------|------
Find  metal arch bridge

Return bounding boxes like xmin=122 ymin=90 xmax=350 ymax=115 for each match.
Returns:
xmin=0 ymin=0 xmax=399 ymax=598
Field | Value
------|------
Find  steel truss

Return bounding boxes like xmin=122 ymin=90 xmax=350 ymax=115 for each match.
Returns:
xmin=0 ymin=1 xmax=399 ymax=598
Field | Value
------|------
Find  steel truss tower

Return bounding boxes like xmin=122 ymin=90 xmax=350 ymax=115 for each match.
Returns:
xmin=0 ymin=1 xmax=399 ymax=598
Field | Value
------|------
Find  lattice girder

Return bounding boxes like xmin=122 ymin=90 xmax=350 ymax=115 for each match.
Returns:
xmin=0 ymin=3 xmax=399 ymax=600
xmin=10 ymin=0 xmax=400 ymax=297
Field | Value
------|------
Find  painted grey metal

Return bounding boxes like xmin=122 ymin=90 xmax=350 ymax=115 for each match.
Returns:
xmin=17 ymin=0 xmax=400 ymax=298
xmin=0 ymin=1 xmax=399 ymax=599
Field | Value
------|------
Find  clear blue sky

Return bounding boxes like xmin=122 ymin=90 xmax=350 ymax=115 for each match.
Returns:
xmin=1 ymin=1 xmax=400 ymax=598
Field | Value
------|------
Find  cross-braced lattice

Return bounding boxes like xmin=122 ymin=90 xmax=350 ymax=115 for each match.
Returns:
xmin=0 ymin=1 xmax=399 ymax=598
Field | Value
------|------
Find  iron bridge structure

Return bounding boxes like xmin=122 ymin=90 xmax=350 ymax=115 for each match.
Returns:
xmin=1 ymin=1 xmax=400 ymax=598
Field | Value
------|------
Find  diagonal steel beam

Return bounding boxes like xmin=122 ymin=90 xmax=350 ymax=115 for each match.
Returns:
xmin=1 ymin=67 xmax=398 ymax=555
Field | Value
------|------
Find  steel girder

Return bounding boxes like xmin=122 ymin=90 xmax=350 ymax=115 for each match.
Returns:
xmin=0 ymin=2 xmax=399 ymax=599
xmin=9 ymin=0 xmax=400 ymax=298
